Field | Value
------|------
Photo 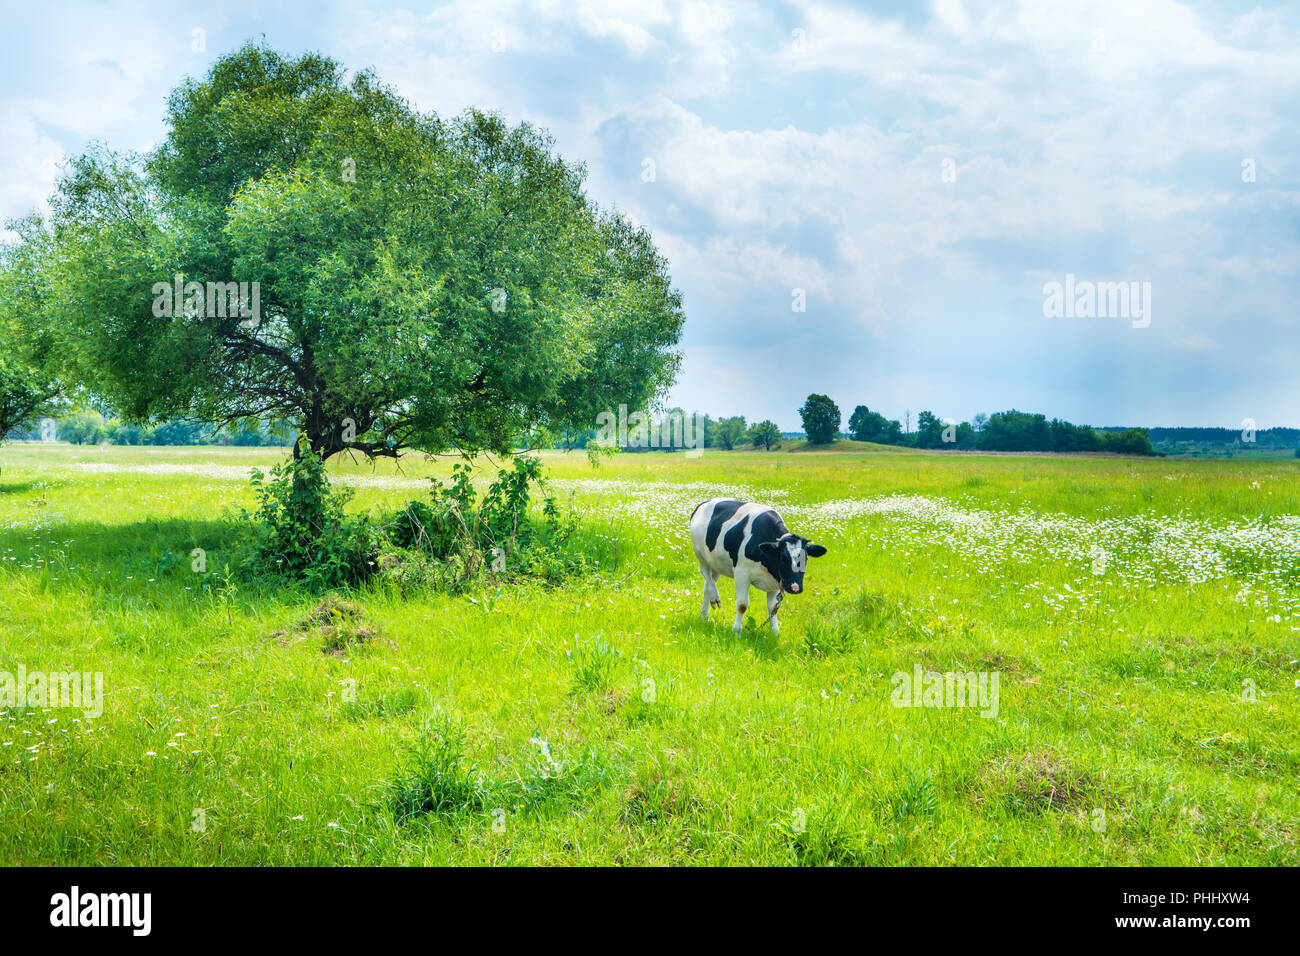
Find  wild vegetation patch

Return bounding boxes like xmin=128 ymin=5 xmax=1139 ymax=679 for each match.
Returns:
xmin=377 ymin=456 xmax=592 ymax=595
xmin=621 ymin=773 xmax=695 ymax=825
xmin=386 ymin=713 xmax=613 ymax=826
xmin=802 ymin=589 xmax=910 ymax=656
xmin=980 ymin=752 xmax=1104 ymax=815
xmin=341 ymin=688 xmax=427 ymax=722
xmin=235 ymin=451 xmax=593 ymax=598
xmin=567 ymin=634 xmax=623 ymax=696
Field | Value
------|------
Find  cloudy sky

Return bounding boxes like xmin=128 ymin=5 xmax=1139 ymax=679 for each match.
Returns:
xmin=4 ymin=1 xmax=1298 ymax=430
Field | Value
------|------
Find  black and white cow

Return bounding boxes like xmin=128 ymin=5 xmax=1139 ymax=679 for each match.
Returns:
xmin=689 ymin=498 xmax=827 ymax=636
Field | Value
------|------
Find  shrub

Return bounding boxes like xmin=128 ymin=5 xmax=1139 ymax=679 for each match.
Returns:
xmin=239 ymin=450 xmax=379 ymax=590
xmin=567 ymin=634 xmax=622 ymax=696
xmin=380 ymin=455 xmax=590 ymax=592
xmin=388 ymin=713 xmax=491 ymax=823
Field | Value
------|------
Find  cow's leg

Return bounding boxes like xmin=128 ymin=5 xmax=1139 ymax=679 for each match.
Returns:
xmin=697 ymin=559 xmax=720 ymax=620
xmin=732 ymin=569 xmax=750 ymax=635
xmin=766 ymin=590 xmax=782 ymax=636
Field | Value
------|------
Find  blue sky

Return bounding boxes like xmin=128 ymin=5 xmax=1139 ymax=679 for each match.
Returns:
xmin=3 ymin=1 xmax=1298 ymax=430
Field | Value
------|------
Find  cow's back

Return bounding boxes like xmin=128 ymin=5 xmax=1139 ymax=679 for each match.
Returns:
xmin=690 ymin=498 xmax=787 ymax=584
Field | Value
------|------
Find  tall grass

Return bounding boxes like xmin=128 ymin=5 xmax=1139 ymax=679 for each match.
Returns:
xmin=0 ymin=442 xmax=1296 ymax=864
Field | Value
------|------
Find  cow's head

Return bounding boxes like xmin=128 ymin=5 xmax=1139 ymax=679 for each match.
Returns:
xmin=759 ymin=534 xmax=827 ymax=594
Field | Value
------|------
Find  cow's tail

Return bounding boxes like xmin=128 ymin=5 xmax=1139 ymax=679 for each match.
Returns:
xmin=690 ymin=499 xmax=711 ymax=522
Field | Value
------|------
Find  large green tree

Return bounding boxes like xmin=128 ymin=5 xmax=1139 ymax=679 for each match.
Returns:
xmin=19 ymin=43 xmax=684 ymax=460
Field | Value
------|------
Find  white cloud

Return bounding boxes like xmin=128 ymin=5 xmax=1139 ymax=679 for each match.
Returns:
xmin=0 ymin=105 xmax=64 ymax=235
xmin=2 ymin=0 xmax=1299 ymax=426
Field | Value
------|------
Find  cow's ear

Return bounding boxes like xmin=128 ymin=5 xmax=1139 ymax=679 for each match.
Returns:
xmin=758 ymin=541 xmax=778 ymax=555
xmin=806 ymin=544 xmax=827 ymax=558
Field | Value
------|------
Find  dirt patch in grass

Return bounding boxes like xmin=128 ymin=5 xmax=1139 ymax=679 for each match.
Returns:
xmin=980 ymin=651 xmax=1034 ymax=676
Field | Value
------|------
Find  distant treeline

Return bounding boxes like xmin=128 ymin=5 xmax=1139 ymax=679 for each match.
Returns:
xmin=5 ymin=410 xmax=294 ymax=447
xmin=837 ymin=404 xmax=1157 ymax=455
xmin=555 ymin=403 xmax=1160 ymax=455
xmin=14 ymin=406 xmax=1293 ymax=460
xmin=1146 ymin=426 xmax=1300 ymax=454
xmin=556 ymin=410 xmax=779 ymax=451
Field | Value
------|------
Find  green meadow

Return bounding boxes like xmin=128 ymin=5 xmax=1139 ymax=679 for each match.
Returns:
xmin=1 ymin=442 xmax=1296 ymax=865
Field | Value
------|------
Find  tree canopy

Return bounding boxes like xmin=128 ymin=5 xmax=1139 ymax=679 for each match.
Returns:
xmin=13 ymin=43 xmax=684 ymax=459
xmin=847 ymin=405 xmax=902 ymax=444
xmin=711 ymin=415 xmax=747 ymax=450
xmin=0 ymin=221 xmax=61 ymax=438
xmin=0 ymin=358 xmax=56 ymax=440
xmin=748 ymin=420 xmax=781 ymax=450
xmin=799 ymin=393 xmax=841 ymax=445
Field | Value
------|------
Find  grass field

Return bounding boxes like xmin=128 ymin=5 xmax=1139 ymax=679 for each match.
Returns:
xmin=1 ymin=441 xmax=1297 ymax=865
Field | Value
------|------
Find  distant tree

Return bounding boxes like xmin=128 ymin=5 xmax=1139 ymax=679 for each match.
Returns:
xmin=799 ymin=394 xmax=841 ymax=445
xmin=848 ymin=405 xmax=871 ymax=441
xmin=712 ymin=416 xmax=747 ymax=451
xmin=971 ymin=409 xmax=1153 ymax=456
xmin=748 ymin=420 xmax=781 ymax=450
xmin=696 ymin=414 xmax=718 ymax=448
xmin=914 ymin=410 xmax=945 ymax=449
xmin=848 ymin=404 xmax=905 ymax=444
xmin=1099 ymin=428 xmax=1156 ymax=456
xmin=224 ymin=425 xmax=266 ymax=446
xmin=106 ymin=420 xmax=153 ymax=445
xmin=1048 ymin=418 xmax=1100 ymax=452
xmin=972 ymin=412 xmax=988 ymax=433
xmin=978 ymin=410 xmax=1051 ymax=451
xmin=58 ymin=411 xmax=106 ymax=445
xmin=152 ymin=420 xmax=205 ymax=445
xmin=1146 ymin=426 xmax=1300 ymax=450
xmin=847 ymin=405 xmax=877 ymax=442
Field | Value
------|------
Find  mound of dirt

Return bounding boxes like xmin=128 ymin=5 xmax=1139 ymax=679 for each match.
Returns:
xmin=268 ymin=599 xmax=382 ymax=656
xmin=300 ymin=597 xmax=363 ymax=630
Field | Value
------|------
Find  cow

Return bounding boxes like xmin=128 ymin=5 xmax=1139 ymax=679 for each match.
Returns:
xmin=689 ymin=497 xmax=827 ymax=636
